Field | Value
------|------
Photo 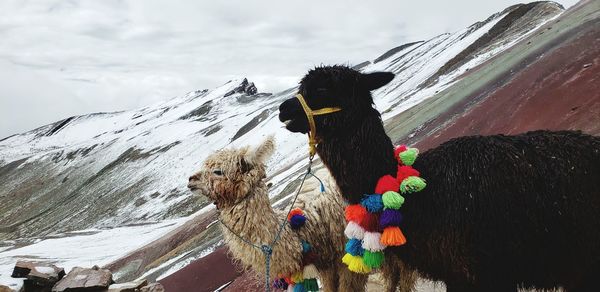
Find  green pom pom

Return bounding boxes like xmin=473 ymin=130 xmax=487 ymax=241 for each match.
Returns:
xmin=382 ymin=191 xmax=405 ymax=209
xmin=399 ymin=148 xmax=419 ymax=166
xmin=400 ymin=176 xmax=426 ymax=194
xmin=362 ymin=250 xmax=384 ymax=268
xmin=303 ymin=278 xmax=319 ymax=291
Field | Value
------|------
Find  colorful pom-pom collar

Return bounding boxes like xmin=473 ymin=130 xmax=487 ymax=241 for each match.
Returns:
xmin=342 ymin=145 xmax=426 ymax=273
xmin=272 ymin=209 xmax=319 ymax=291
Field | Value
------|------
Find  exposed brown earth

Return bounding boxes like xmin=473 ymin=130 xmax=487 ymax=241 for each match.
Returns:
xmin=416 ymin=17 xmax=600 ymax=151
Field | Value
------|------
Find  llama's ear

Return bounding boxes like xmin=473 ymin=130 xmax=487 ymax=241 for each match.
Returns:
xmin=245 ymin=135 xmax=275 ymax=165
xmin=360 ymin=72 xmax=395 ymax=91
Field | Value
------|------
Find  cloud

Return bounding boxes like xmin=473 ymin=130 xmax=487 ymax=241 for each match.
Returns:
xmin=0 ymin=0 xmax=578 ymax=138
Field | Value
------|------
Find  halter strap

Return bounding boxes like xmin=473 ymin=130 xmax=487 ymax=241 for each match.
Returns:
xmin=295 ymin=94 xmax=341 ymax=158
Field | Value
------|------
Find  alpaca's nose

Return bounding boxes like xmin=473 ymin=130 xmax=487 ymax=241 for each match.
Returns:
xmin=189 ymin=174 xmax=198 ymax=182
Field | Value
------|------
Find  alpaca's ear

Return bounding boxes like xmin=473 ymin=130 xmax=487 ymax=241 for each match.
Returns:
xmin=245 ymin=135 xmax=275 ymax=165
xmin=360 ymin=72 xmax=395 ymax=90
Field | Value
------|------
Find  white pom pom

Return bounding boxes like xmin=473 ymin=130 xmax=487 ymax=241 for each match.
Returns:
xmin=303 ymin=264 xmax=319 ymax=279
xmin=287 ymin=284 xmax=294 ymax=292
xmin=362 ymin=231 xmax=386 ymax=251
xmin=344 ymin=222 xmax=365 ymax=240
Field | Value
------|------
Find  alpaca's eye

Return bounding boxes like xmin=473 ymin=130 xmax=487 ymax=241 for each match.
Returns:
xmin=213 ymin=169 xmax=223 ymax=176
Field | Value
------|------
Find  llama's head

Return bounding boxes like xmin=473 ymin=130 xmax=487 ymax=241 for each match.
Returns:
xmin=278 ymin=65 xmax=394 ymax=135
xmin=187 ymin=137 xmax=275 ymax=209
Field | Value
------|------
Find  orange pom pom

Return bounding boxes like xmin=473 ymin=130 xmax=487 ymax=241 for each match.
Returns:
xmin=380 ymin=226 xmax=407 ymax=246
xmin=287 ymin=208 xmax=304 ymax=221
xmin=345 ymin=204 xmax=367 ymax=223
xmin=397 ymin=165 xmax=420 ymax=183
xmin=375 ymin=175 xmax=400 ymax=194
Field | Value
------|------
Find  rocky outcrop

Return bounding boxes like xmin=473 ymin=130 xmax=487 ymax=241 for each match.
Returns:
xmin=52 ymin=266 xmax=113 ymax=292
xmin=11 ymin=261 xmax=65 ymax=292
xmin=224 ymin=78 xmax=257 ymax=97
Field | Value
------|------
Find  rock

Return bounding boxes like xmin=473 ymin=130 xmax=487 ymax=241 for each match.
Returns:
xmin=139 ymin=283 xmax=165 ymax=292
xmin=12 ymin=261 xmax=65 ymax=280
xmin=107 ymin=279 xmax=147 ymax=292
xmin=52 ymin=267 xmax=112 ymax=292
xmin=11 ymin=261 xmax=65 ymax=292
xmin=0 ymin=285 xmax=15 ymax=292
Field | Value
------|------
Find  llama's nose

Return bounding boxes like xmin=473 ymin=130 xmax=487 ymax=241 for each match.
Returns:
xmin=189 ymin=174 xmax=198 ymax=182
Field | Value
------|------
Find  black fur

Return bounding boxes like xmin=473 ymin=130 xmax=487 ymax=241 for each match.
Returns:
xmin=278 ymin=65 xmax=600 ymax=291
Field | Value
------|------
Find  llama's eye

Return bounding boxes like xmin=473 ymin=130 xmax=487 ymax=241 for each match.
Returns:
xmin=213 ymin=169 xmax=223 ymax=176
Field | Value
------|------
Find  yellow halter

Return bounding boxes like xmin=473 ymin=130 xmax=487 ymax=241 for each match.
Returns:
xmin=295 ymin=94 xmax=342 ymax=158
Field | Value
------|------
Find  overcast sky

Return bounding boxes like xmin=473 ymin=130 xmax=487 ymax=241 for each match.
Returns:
xmin=0 ymin=0 xmax=577 ymax=139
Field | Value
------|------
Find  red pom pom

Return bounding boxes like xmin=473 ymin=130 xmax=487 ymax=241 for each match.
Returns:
xmin=397 ymin=165 xmax=420 ymax=183
xmin=375 ymin=175 xmax=400 ymax=194
xmin=359 ymin=212 xmax=380 ymax=232
xmin=394 ymin=145 xmax=407 ymax=162
xmin=287 ymin=208 xmax=304 ymax=221
xmin=345 ymin=204 xmax=367 ymax=223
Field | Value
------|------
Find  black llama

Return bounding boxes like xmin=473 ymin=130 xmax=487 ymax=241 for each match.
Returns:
xmin=278 ymin=65 xmax=600 ymax=292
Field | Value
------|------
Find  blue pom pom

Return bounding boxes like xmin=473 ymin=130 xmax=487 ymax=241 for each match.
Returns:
xmin=361 ymin=194 xmax=384 ymax=213
xmin=345 ymin=238 xmax=364 ymax=256
xmin=301 ymin=240 xmax=311 ymax=253
xmin=294 ymin=283 xmax=305 ymax=292
xmin=289 ymin=214 xmax=306 ymax=230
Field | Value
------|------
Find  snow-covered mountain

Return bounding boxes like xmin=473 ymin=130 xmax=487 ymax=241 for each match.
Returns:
xmin=0 ymin=1 xmax=564 ymax=288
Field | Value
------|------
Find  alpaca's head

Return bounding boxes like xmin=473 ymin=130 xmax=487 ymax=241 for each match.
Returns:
xmin=187 ymin=137 xmax=275 ymax=209
xmin=278 ymin=65 xmax=394 ymax=135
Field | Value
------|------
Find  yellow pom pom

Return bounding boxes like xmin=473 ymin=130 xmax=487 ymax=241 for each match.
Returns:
xmin=342 ymin=253 xmax=353 ymax=265
xmin=343 ymin=254 xmax=372 ymax=274
xmin=291 ymin=271 xmax=304 ymax=283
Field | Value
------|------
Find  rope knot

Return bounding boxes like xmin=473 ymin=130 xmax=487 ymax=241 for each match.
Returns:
xmin=261 ymin=244 xmax=273 ymax=256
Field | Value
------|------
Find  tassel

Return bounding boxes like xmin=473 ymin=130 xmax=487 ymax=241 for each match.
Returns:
xmin=345 ymin=254 xmax=372 ymax=274
xmin=303 ymin=278 xmax=319 ymax=291
xmin=301 ymin=240 xmax=311 ymax=253
xmin=291 ymin=271 xmax=304 ymax=283
xmin=397 ymin=165 xmax=420 ymax=183
xmin=375 ymin=175 xmax=400 ymax=194
xmin=287 ymin=208 xmax=304 ymax=220
xmin=360 ymin=194 xmax=384 ymax=213
xmin=399 ymin=148 xmax=419 ymax=166
xmin=358 ymin=212 xmax=380 ymax=232
xmin=345 ymin=204 xmax=367 ymax=223
xmin=289 ymin=214 xmax=306 ymax=229
xmin=342 ymin=252 xmax=354 ymax=265
xmin=293 ymin=283 xmax=305 ymax=292
xmin=302 ymin=251 xmax=318 ymax=266
xmin=379 ymin=209 xmax=403 ymax=229
xmin=381 ymin=226 xmax=407 ymax=246
xmin=303 ymin=264 xmax=319 ymax=279
xmin=287 ymin=284 xmax=295 ymax=292
xmin=362 ymin=250 xmax=385 ymax=269
xmin=362 ymin=232 xmax=386 ymax=251
xmin=344 ymin=221 xmax=365 ymax=239
xmin=382 ymin=191 xmax=405 ymax=209
xmin=400 ymin=176 xmax=426 ymax=194
xmin=345 ymin=238 xmax=364 ymax=256
xmin=273 ymin=278 xmax=289 ymax=290
xmin=394 ymin=145 xmax=408 ymax=161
